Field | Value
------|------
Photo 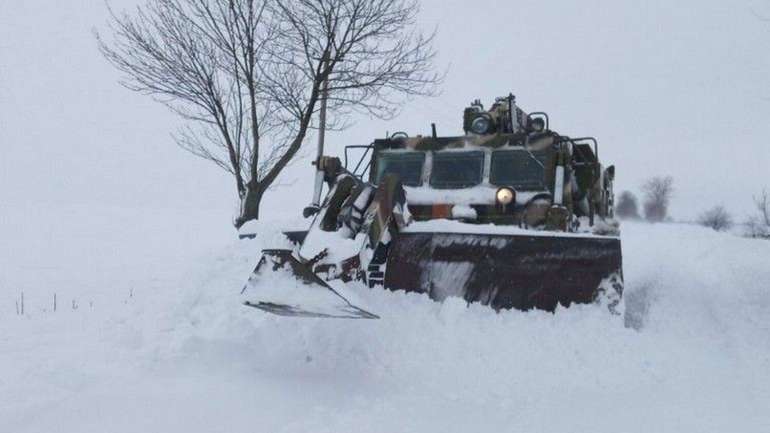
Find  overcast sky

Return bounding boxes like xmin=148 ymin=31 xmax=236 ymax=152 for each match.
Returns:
xmin=2 ymin=0 xmax=769 ymax=221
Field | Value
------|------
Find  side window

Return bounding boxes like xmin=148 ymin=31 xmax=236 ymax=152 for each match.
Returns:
xmin=430 ymin=151 xmax=485 ymax=189
xmin=375 ymin=152 xmax=425 ymax=186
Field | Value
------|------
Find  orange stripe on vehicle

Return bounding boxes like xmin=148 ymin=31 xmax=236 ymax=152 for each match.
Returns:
xmin=431 ymin=204 xmax=452 ymax=219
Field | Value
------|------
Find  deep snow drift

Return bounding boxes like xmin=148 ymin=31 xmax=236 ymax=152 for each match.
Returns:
xmin=2 ymin=205 xmax=769 ymax=433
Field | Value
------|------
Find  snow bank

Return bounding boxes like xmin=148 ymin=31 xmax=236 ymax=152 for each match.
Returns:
xmin=2 ymin=207 xmax=769 ymax=433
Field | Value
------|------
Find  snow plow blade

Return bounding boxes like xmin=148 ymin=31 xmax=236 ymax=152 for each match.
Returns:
xmin=242 ymin=249 xmax=378 ymax=319
xmin=383 ymin=232 xmax=623 ymax=312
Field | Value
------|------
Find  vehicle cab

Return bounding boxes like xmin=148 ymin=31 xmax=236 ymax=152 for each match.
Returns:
xmin=344 ymin=94 xmax=614 ymax=231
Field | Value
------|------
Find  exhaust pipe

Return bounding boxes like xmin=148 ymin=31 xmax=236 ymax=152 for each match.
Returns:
xmin=547 ymin=150 xmax=569 ymax=231
xmin=554 ymin=151 xmax=565 ymax=205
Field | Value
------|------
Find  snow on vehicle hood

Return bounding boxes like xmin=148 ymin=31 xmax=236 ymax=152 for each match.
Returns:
xmin=404 ymin=185 xmax=544 ymax=206
xmin=402 ymin=219 xmax=619 ymax=239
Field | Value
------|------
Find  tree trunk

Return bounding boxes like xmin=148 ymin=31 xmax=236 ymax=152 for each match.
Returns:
xmin=236 ymin=181 xmax=263 ymax=228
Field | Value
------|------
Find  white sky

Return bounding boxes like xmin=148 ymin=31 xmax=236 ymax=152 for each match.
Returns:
xmin=2 ymin=0 xmax=770 ymax=221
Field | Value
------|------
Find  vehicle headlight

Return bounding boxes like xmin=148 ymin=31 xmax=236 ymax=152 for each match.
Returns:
xmin=496 ymin=187 xmax=515 ymax=205
xmin=470 ymin=115 xmax=493 ymax=135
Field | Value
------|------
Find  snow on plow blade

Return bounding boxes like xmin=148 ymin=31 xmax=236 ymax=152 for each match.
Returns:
xmin=242 ymin=249 xmax=378 ymax=319
xmin=384 ymin=232 xmax=623 ymax=312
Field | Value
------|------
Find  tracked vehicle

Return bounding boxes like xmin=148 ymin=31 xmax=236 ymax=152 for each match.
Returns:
xmin=242 ymin=94 xmax=623 ymax=318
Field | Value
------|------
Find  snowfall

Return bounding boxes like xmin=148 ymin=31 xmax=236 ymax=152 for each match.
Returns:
xmin=2 ymin=204 xmax=769 ymax=433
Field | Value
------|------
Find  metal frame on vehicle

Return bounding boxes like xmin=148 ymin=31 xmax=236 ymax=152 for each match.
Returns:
xmin=344 ymin=144 xmax=374 ymax=179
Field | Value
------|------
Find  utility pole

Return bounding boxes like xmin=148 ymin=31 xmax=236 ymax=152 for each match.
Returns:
xmin=305 ymin=53 xmax=331 ymax=217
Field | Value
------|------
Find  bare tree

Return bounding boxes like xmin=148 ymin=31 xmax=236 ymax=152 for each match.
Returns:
xmin=744 ymin=189 xmax=770 ymax=239
xmin=697 ymin=205 xmax=733 ymax=232
xmin=97 ymin=0 xmax=440 ymax=227
xmin=642 ymin=176 xmax=674 ymax=223
xmin=615 ymin=191 xmax=640 ymax=220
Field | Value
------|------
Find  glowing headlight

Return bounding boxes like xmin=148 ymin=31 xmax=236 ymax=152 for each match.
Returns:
xmin=496 ymin=187 xmax=515 ymax=205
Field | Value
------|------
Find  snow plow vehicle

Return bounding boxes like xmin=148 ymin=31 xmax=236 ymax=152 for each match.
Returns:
xmin=242 ymin=93 xmax=623 ymax=318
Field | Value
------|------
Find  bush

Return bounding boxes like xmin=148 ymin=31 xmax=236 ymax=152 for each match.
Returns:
xmin=744 ymin=216 xmax=770 ymax=239
xmin=697 ymin=206 xmax=733 ymax=231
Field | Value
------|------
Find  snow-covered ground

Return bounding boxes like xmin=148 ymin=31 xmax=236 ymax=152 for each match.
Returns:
xmin=2 ymin=205 xmax=769 ymax=433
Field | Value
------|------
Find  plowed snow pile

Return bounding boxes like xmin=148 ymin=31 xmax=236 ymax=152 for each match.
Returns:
xmin=2 ymin=205 xmax=769 ymax=433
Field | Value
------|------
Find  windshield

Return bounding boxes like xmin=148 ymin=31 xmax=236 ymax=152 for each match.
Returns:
xmin=490 ymin=150 xmax=548 ymax=190
xmin=430 ymin=151 xmax=485 ymax=189
xmin=375 ymin=152 xmax=425 ymax=186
